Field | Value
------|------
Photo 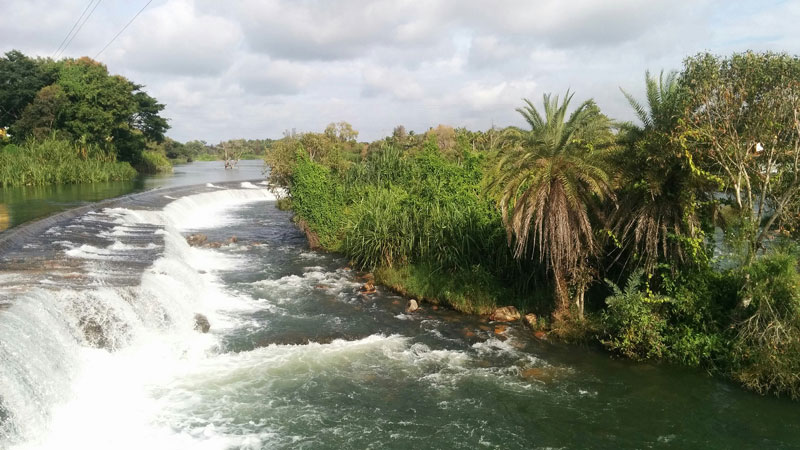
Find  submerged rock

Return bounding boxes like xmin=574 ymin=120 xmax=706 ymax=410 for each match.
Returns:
xmin=228 ymin=236 xmax=238 ymax=244
xmin=490 ymin=306 xmax=521 ymax=322
xmin=186 ymin=234 xmax=208 ymax=247
xmin=194 ymin=313 xmax=210 ymax=333
xmin=359 ymin=281 xmax=376 ymax=295
xmin=405 ymin=299 xmax=419 ymax=313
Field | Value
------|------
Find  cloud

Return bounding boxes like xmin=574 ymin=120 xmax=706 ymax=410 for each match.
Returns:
xmin=105 ymin=0 xmax=243 ymax=76
xmin=0 ymin=0 xmax=798 ymax=142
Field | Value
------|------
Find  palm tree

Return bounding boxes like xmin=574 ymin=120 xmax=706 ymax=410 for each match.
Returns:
xmin=613 ymin=71 xmax=704 ymax=272
xmin=486 ymin=91 xmax=615 ymax=316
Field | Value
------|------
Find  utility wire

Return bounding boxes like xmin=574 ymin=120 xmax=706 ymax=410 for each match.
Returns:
xmin=95 ymin=0 xmax=154 ymax=59
xmin=55 ymin=0 xmax=104 ymax=59
xmin=52 ymin=0 xmax=96 ymax=58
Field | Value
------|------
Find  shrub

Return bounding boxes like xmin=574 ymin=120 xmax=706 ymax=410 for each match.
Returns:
xmin=730 ymin=251 xmax=800 ymax=399
xmin=601 ymin=270 xmax=672 ymax=360
xmin=136 ymin=151 xmax=172 ymax=174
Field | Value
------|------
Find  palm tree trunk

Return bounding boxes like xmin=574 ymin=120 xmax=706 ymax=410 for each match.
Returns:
xmin=554 ymin=269 xmax=570 ymax=314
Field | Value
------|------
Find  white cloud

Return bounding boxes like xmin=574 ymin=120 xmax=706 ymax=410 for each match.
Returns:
xmin=0 ymin=0 xmax=798 ymax=142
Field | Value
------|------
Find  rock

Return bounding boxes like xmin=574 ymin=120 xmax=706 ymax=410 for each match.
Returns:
xmin=534 ymin=330 xmax=547 ymax=340
xmin=494 ymin=325 xmax=507 ymax=335
xmin=523 ymin=313 xmax=537 ymax=329
xmin=207 ymin=242 xmax=222 ymax=249
xmin=315 ymin=284 xmax=332 ymax=290
xmin=194 ymin=313 xmax=210 ymax=333
xmin=490 ymin=306 xmax=521 ymax=322
xmin=405 ymin=299 xmax=419 ymax=313
xmin=186 ymin=234 xmax=208 ymax=247
xmin=227 ymin=236 xmax=238 ymax=244
xmin=359 ymin=281 xmax=376 ymax=294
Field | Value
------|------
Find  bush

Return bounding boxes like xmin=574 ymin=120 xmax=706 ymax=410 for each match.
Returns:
xmin=136 ymin=151 xmax=172 ymax=174
xmin=601 ymin=270 xmax=672 ymax=360
xmin=730 ymin=251 xmax=800 ymax=399
xmin=290 ymin=151 xmax=345 ymax=248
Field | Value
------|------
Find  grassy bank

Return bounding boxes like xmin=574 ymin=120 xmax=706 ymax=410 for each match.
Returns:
xmin=0 ymin=137 xmax=137 ymax=187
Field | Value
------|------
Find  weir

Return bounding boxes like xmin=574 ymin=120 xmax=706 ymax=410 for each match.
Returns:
xmin=0 ymin=181 xmax=277 ymax=447
xmin=1 ymin=180 xmax=800 ymax=449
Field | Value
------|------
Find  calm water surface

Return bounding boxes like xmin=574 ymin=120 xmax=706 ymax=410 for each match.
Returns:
xmin=0 ymin=160 xmax=266 ymax=232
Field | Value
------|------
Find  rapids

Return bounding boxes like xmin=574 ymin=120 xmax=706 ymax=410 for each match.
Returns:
xmin=1 ymin=181 xmax=799 ymax=449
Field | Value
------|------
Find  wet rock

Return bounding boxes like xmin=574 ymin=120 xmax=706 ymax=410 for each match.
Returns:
xmin=359 ymin=281 xmax=376 ymax=295
xmin=227 ymin=236 xmax=238 ymax=244
xmin=80 ymin=317 xmax=109 ymax=348
xmin=186 ymin=234 xmax=208 ymax=247
xmin=494 ymin=325 xmax=507 ymax=335
xmin=194 ymin=313 xmax=210 ymax=333
xmin=207 ymin=242 xmax=222 ymax=249
xmin=523 ymin=313 xmax=538 ymax=329
xmin=490 ymin=306 xmax=521 ymax=322
xmin=534 ymin=330 xmax=547 ymax=340
xmin=405 ymin=299 xmax=419 ymax=313
xmin=315 ymin=284 xmax=332 ymax=290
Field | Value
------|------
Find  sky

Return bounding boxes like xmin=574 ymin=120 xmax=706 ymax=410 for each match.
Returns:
xmin=1 ymin=0 xmax=799 ymax=143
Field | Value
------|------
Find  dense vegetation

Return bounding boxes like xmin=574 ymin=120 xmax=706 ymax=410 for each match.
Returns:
xmin=266 ymin=51 xmax=800 ymax=400
xmin=0 ymin=50 xmax=170 ymax=186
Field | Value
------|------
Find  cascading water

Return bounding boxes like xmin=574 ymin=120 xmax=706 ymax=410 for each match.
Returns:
xmin=2 ymin=180 xmax=800 ymax=449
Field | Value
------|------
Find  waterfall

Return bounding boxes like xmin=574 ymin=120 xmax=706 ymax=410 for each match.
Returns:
xmin=0 ymin=186 xmax=276 ymax=448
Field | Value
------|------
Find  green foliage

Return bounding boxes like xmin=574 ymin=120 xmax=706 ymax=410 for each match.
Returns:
xmin=601 ymin=270 xmax=673 ymax=360
xmin=290 ymin=152 xmax=345 ymax=249
xmin=0 ymin=136 xmax=136 ymax=187
xmin=0 ymin=50 xmax=57 ymax=128
xmin=730 ymin=251 xmax=800 ymax=399
xmin=5 ymin=52 xmax=169 ymax=166
xmin=135 ymin=150 xmax=173 ymax=174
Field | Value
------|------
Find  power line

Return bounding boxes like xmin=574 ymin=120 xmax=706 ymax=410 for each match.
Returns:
xmin=52 ymin=0 xmax=96 ymax=58
xmin=95 ymin=0 xmax=154 ymax=59
xmin=55 ymin=0 xmax=104 ymax=59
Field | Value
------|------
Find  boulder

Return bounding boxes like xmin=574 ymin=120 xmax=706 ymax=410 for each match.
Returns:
xmin=194 ymin=313 xmax=210 ymax=333
xmin=523 ymin=313 xmax=537 ymax=329
xmin=490 ymin=306 xmax=521 ymax=322
xmin=359 ymin=281 xmax=377 ymax=294
xmin=405 ymin=299 xmax=419 ymax=313
xmin=227 ymin=236 xmax=238 ymax=244
xmin=186 ymin=234 xmax=208 ymax=247
xmin=534 ymin=330 xmax=547 ymax=340
xmin=207 ymin=242 xmax=222 ymax=249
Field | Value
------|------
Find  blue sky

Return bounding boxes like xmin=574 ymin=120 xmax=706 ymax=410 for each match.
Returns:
xmin=1 ymin=0 xmax=798 ymax=143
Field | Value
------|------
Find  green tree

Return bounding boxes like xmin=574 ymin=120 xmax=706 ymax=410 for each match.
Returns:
xmin=613 ymin=71 xmax=713 ymax=272
xmin=486 ymin=91 xmax=615 ymax=316
xmin=682 ymin=52 xmax=800 ymax=262
xmin=0 ymin=50 xmax=57 ymax=128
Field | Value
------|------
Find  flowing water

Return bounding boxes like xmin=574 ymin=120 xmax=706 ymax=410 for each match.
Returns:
xmin=1 ymin=175 xmax=799 ymax=448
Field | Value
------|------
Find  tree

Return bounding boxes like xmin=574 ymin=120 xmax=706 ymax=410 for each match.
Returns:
xmin=0 ymin=50 xmax=57 ymax=128
xmin=682 ymin=52 xmax=800 ymax=262
xmin=486 ymin=91 xmax=615 ymax=316
xmin=11 ymin=55 xmax=169 ymax=164
xmin=613 ymin=71 xmax=712 ymax=272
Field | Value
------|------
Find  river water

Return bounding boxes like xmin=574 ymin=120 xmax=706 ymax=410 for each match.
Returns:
xmin=0 ymin=164 xmax=799 ymax=449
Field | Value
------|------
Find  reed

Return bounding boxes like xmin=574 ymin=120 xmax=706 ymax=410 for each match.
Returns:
xmin=0 ymin=137 xmax=137 ymax=187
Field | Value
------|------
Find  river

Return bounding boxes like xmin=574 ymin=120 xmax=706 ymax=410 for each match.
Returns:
xmin=0 ymin=162 xmax=798 ymax=449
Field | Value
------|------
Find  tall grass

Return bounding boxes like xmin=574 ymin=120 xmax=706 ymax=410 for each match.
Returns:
xmin=0 ymin=137 xmax=137 ymax=187
xmin=135 ymin=151 xmax=173 ymax=174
